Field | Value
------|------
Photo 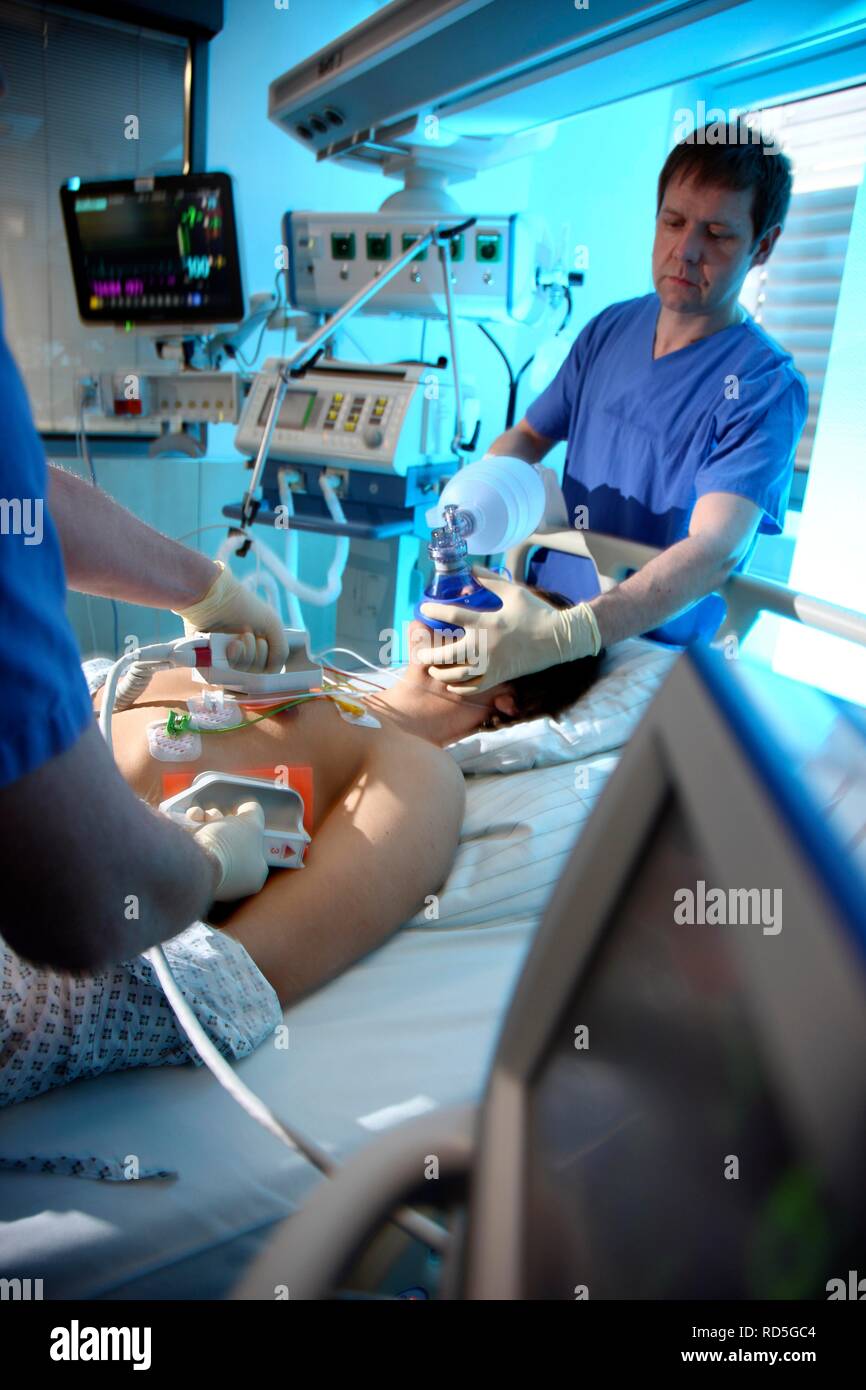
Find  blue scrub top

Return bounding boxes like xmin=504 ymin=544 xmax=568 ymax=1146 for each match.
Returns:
xmin=0 ymin=289 xmax=93 ymax=787
xmin=525 ymin=291 xmax=808 ymax=644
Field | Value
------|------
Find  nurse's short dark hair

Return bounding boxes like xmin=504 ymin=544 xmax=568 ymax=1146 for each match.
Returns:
xmin=657 ymin=119 xmax=793 ymax=244
xmin=484 ymin=587 xmax=605 ymax=731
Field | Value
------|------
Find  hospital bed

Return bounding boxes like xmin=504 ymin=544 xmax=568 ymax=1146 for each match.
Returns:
xmin=507 ymin=528 xmax=866 ymax=651
xmin=0 ymin=532 xmax=863 ymax=1299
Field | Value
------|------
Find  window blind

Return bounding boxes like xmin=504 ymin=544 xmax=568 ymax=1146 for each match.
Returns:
xmin=739 ymin=85 xmax=866 ymax=474
xmin=0 ymin=0 xmax=188 ymax=432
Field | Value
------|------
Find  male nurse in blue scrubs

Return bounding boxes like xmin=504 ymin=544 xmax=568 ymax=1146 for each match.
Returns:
xmin=420 ymin=120 xmax=808 ymax=690
xmin=0 ymin=65 xmax=288 ymax=970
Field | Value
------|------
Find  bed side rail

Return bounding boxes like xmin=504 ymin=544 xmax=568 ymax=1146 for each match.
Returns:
xmin=505 ymin=529 xmax=866 ymax=648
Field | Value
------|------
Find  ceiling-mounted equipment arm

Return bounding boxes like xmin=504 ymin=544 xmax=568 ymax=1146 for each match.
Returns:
xmin=267 ymin=0 xmax=749 ymax=172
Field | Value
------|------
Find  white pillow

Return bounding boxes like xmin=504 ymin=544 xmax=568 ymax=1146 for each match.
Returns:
xmin=405 ymin=754 xmax=619 ymax=930
xmin=448 ymin=637 xmax=678 ymax=774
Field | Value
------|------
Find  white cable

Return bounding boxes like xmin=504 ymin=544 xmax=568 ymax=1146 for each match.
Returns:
xmin=285 ymin=532 xmax=304 ymax=629
xmin=318 ymin=472 xmax=345 ymax=526
xmin=114 ymin=659 xmax=169 ymax=711
xmin=97 ymin=655 xmax=141 ymax=736
xmin=314 ymin=645 xmax=392 ymax=675
xmin=276 ymin=472 xmax=305 ymax=630
xmin=174 ymin=474 xmax=350 ymax=615
xmin=217 ymin=521 xmax=348 ymax=609
xmin=144 ymin=944 xmax=333 ymax=1165
xmin=173 ymin=522 xmax=247 ymax=545
xmin=244 ymin=568 xmax=283 ymax=624
xmin=144 ymin=946 xmax=447 ymax=1251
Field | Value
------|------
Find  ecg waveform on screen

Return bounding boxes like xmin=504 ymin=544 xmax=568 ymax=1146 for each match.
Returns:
xmin=81 ymin=189 xmax=232 ymax=313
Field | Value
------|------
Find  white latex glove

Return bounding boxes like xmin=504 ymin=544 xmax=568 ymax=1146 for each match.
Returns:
xmin=417 ymin=573 xmax=602 ymax=694
xmin=185 ymin=800 xmax=270 ymax=902
xmin=174 ymin=562 xmax=288 ymax=673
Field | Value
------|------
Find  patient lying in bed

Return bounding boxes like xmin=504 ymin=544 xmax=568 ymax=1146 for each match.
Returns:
xmin=0 ymin=587 xmax=600 ymax=1107
xmin=99 ymin=594 xmax=602 ymax=1010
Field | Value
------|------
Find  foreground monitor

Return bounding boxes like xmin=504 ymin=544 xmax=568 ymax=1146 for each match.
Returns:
xmin=460 ymin=648 xmax=866 ymax=1299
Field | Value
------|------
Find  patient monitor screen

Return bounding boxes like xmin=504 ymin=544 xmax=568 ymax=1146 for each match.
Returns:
xmin=523 ymin=793 xmax=855 ymax=1300
xmin=60 ymin=173 xmax=244 ymax=323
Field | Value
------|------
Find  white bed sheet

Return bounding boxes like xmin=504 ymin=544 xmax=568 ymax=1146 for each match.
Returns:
xmin=0 ymin=918 xmax=535 ymax=1298
xmin=0 ymin=639 xmax=676 ymax=1298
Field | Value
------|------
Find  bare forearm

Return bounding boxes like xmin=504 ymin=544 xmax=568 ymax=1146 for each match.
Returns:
xmin=0 ymin=724 xmax=220 ymax=970
xmin=485 ymin=420 xmax=550 ymax=465
xmin=30 ymin=820 xmax=218 ymax=971
xmin=12 ymin=810 xmax=220 ymax=970
xmin=109 ymin=800 xmax=222 ymax=959
xmin=48 ymin=464 xmax=217 ymax=608
xmin=590 ymin=534 xmax=733 ymax=647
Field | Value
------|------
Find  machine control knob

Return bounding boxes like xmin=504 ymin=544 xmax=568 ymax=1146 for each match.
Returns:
xmin=364 ymin=426 xmax=384 ymax=448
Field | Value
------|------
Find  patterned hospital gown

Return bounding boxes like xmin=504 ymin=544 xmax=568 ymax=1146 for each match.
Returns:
xmin=0 ymin=921 xmax=282 ymax=1109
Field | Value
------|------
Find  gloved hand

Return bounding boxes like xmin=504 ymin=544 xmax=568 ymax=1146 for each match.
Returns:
xmin=174 ymin=562 xmax=288 ymax=673
xmin=417 ymin=573 xmax=602 ymax=693
xmin=184 ymin=801 xmax=270 ymax=902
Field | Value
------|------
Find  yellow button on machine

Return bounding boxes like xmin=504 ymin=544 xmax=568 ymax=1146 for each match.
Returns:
xmin=344 ymin=421 xmax=357 ymax=432
xmin=333 ymin=393 xmax=344 ymax=403
xmin=327 ymin=409 xmax=339 ymax=421
xmin=376 ymin=396 xmax=388 ymax=407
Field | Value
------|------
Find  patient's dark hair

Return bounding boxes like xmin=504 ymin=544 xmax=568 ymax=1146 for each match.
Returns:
xmin=484 ymin=587 xmax=605 ymax=730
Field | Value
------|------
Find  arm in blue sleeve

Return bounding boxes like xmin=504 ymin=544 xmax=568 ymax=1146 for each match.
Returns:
xmin=697 ymin=367 xmax=808 ymax=536
xmin=0 ymin=311 xmax=93 ymax=786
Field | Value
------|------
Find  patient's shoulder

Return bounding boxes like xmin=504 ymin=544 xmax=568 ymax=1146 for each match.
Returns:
xmin=368 ymin=720 xmax=465 ymax=803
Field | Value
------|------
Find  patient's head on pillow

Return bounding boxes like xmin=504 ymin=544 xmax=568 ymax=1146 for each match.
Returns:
xmin=481 ymin=587 xmax=605 ymax=730
xmin=407 ymin=584 xmax=604 ymax=736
